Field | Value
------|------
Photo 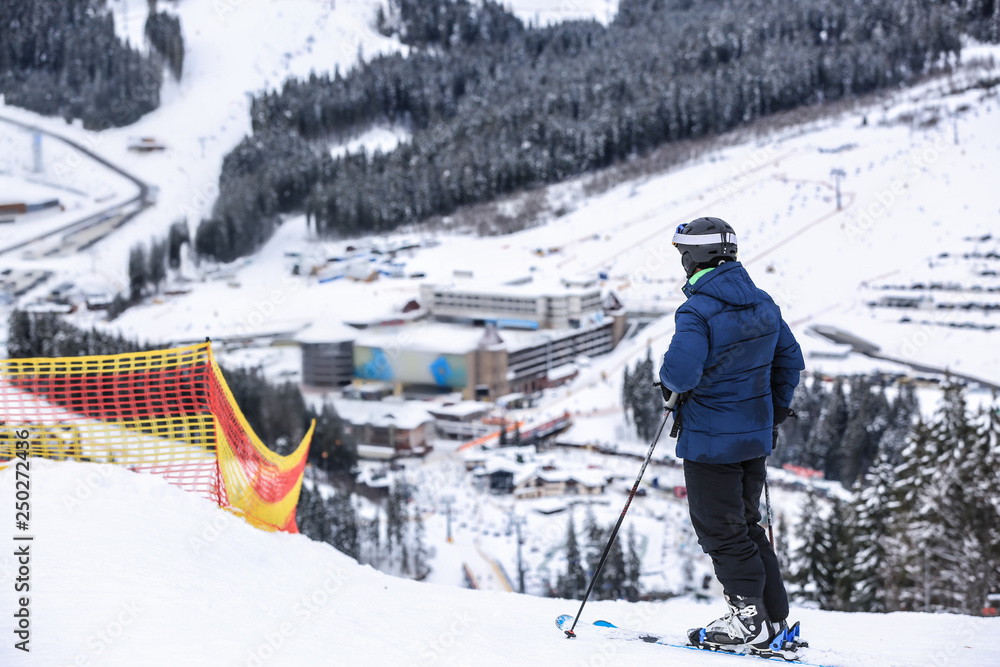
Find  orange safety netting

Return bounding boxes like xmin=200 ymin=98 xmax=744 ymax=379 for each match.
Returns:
xmin=0 ymin=341 xmax=312 ymax=532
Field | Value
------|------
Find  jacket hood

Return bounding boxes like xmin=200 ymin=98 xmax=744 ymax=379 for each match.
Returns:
xmin=682 ymin=261 xmax=757 ymax=306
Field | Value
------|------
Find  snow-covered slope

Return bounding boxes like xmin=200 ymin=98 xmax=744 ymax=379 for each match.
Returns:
xmin=1 ymin=459 xmax=998 ymax=667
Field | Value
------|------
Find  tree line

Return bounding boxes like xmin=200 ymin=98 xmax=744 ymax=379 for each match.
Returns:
xmin=144 ymin=0 xmax=184 ymax=81
xmin=773 ymin=374 xmax=921 ymax=487
xmin=787 ymin=384 xmax=1000 ymax=615
xmin=549 ymin=508 xmax=643 ymax=602
xmin=296 ymin=479 xmax=431 ymax=581
xmin=194 ymin=0 xmax=985 ymax=263
xmin=0 ymin=0 xmax=178 ymax=129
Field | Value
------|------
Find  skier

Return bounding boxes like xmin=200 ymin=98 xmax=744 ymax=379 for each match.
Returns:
xmin=657 ymin=216 xmax=804 ymax=655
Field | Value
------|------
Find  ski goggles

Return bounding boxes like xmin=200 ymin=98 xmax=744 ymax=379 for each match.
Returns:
xmin=672 ymin=224 xmax=738 ymax=247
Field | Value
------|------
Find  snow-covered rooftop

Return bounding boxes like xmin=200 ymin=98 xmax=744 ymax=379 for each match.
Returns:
xmin=331 ymin=398 xmax=434 ymax=430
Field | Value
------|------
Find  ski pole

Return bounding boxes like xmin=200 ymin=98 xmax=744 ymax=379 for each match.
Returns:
xmin=765 ymin=409 xmax=795 ymax=551
xmin=764 ymin=471 xmax=775 ymax=551
xmin=564 ymin=391 xmax=678 ymax=639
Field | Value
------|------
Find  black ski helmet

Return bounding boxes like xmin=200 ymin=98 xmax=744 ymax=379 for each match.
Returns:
xmin=673 ymin=216 xmax=738 ymax=277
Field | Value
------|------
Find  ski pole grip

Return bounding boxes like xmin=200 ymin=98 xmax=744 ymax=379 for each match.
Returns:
xmin=653 ymin=381 xmax=678 ymax=410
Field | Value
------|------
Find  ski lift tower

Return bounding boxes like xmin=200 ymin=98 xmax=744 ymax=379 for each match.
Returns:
xmin=442 ymin=495 xmax=455 ymax=543
xmin=830 ymin=168 xmax=846 ymax=210
xmin=32 ymin=132 xmax=43 ymax=173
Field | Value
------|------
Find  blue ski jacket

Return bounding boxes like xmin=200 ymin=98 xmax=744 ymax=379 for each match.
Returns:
xmin=658 ymin=261 xmax=804 ymax=464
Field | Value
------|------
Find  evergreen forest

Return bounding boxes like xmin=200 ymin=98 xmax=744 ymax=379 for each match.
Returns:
xmin=194 ymin=0 xmax=1000 ymax=262
xmin=0 ymin=0 xmax=182 ymax=129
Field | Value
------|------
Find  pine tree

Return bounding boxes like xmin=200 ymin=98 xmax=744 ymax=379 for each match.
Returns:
xmin=386 ymin=483 xmax=407 ymax=564
xmin=411 ymin=510 xmax=431 ymax=580
xmin=295 ymin=484 xmax=332 ymax=544
xmin=788 ymin=489 xmax=837 ymax=607
xmin=774 ymin=374 xmax=826 ymax=468
xmin=363 ymin=512 xmax=383 ymax=568
xmin=843 ymin=377 xmax=891 ymax=485
xmin=557 ymin=514 xmax=585 ymax=599
xmin=892 ymin=384 xmax=973 ymax=612
xmin=882 ymin=415 xmax=936 ymax=611
xmin=962 ymin=401 xmax=1000 ymax=612
xmin=329 ymin=491 xmax=359 ymax=559
xmin=167 ymin=219 xmax=190 ymax=270
xmin=621 ymin=363 xmax=633 ymax=426
xmin=848 ymin=451 xmax=897 ymax=612
xmin=626 ymin=351 xmax=663 ymax=442
xmin=806 ymin=377 xmax=848 ymax=481
xmin=600 ymin=526 xmax=626 ymax=600
xmin=149 ymin=238 xmax=167 ymax=292
xmin=309 ymin=402 xmax=356 ymax=473
xmin=128 ymin=243 xmax=149 ymax=301
xmin=583 ymin=507 xmax=603 ymax=580
xmin=826 ymin=496 xmax=857 ymax=611
xmin=878 ymin=381 xmax=919 ymax=467
xmin=624 ymin=524 xmax=642 ymax=601
xmin=916 ymin=393 xmax=1000 ymax=614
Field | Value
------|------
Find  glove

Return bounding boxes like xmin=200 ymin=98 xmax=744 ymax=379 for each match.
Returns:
xmin=773 ymin=405 xmax=792 ymax=427
xmin=771 ymin=406 xmax=796 ymax=451
xmin=654 ymin=382 xmax=673 ymax=404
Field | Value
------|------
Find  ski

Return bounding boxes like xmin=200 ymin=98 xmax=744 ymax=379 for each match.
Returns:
xmin=556 ymin=614 xmax=829 ymax=665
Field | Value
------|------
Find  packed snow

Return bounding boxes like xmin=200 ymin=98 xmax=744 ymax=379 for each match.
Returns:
xmin=1 ymin=460 xmax=999 ymax=666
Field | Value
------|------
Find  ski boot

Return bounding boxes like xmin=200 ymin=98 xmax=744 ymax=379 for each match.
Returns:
xmin=687 ymin=591 xmax=801 ymax=661
xmin=752 ymin=619 xmax=808 ymax=660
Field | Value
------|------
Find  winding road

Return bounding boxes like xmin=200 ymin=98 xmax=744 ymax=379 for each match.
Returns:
xmin=0 ymin=113 xmax=153 ymax=257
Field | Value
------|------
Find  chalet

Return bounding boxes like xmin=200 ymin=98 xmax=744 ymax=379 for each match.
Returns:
xmin=515 ymin=469 xmax=608 ymax=499
xmin=426 ymin=400 xmax=493 ymax=439
xmin=332 ymin=398 xmax=434 ymax=460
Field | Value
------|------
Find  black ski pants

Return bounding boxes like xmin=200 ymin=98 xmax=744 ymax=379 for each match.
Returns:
xmin=683 ymin=456 xmax=789 ymax=622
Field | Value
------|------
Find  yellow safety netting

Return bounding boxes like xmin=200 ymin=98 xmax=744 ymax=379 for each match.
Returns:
xmin=0 ymin=342 xmax=312 ymax=532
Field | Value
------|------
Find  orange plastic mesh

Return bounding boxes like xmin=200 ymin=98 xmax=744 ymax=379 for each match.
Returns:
xmin=0 ymin=342 xmax=312 ymax=532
